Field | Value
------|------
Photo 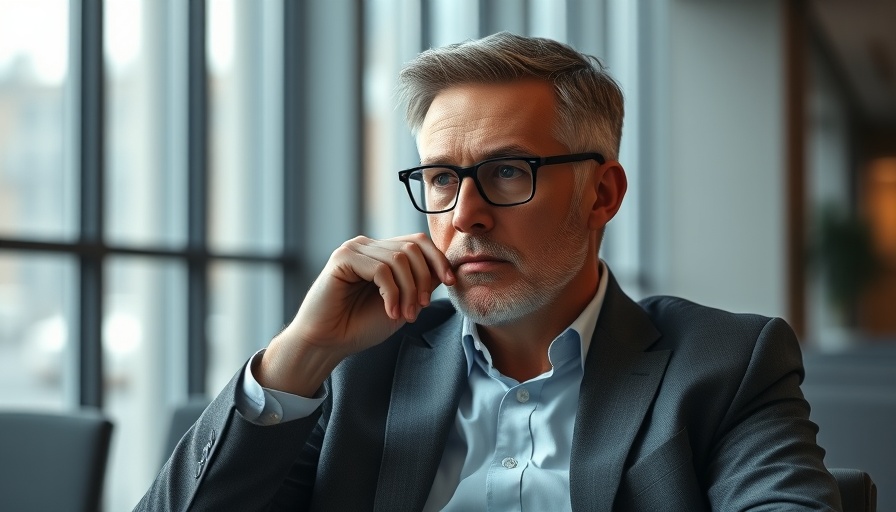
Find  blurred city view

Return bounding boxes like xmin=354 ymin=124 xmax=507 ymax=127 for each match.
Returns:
xmin=1 ymin=0 xmax=894 ymax=509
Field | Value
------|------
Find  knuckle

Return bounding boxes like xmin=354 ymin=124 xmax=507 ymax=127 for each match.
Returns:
xmin=345 ymin=235 xmax=369 ymax=247
xmin=372 ymin=261 xmax=392 ymax=278
xmin=391 ymin=251 xmax=409 ymax=265
xmin=402 ymin=242 xmax=423 ymax=258
xmin=403 ymin=241 xmax=424 ymax=256
xmin=332 ymin=245 xmax=352 ymax=259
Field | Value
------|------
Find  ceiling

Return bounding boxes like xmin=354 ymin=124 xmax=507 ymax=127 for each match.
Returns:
xmin=809 ymin=0 xmax=896 ymax=126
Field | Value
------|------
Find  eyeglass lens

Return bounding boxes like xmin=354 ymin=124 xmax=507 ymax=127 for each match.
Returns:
xmin=408 ymin=159 xmax=534 ymax=212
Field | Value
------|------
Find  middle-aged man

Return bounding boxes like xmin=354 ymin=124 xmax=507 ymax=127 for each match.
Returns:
xmin=137 ymin=32 xmax=841 ymax=511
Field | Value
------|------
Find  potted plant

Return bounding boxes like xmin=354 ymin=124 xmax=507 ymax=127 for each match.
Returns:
xmin=811 ymin=203 xmax=879 ymax=327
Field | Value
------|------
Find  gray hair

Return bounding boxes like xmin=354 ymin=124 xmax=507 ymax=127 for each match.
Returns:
xmin=397 ymin=32 xmax=624 ymax=160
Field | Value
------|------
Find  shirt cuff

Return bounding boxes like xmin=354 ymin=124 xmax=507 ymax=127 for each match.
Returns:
xmin=237 ymin=349 xmax=327 ymax=426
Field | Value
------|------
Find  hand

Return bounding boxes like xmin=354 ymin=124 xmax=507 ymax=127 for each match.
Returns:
xmin=257 ymin=233 xmax=456 ymax=396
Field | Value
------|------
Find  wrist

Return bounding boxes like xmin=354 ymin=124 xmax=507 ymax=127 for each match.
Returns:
xmin=256 ymin=334 xmax=345 ymax=397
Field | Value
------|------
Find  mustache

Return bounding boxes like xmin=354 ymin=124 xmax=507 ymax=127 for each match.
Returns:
xmin=445 ymin=236 xmax=521 ymax=268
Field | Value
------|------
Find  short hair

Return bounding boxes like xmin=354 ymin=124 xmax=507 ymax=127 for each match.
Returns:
xmin=397 ymin=32 xmax=625 ymax=160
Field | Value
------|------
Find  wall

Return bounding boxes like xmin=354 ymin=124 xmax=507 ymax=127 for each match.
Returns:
xmin=644 ymin=0 xmax=787 ymax=318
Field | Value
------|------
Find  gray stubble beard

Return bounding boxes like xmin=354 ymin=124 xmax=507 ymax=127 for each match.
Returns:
xmin=445 ymin=195 xmax=589 ymax=327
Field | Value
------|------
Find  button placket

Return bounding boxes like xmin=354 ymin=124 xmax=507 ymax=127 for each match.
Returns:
xmin=492 ymin=384 xmax=538 ymax=477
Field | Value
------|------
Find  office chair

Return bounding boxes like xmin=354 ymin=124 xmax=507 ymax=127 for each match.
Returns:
xmin=830 ymin=468 xmax=877 ymax=512
xmin=0 ymin=409 xmax=113 ymax=512
xmin=803 ymin=349 xmax=893 ymax=510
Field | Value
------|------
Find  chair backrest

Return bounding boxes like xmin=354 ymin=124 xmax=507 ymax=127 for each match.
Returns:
xmin=0 ymin=409 xmax=113 ymax=512
xmin=163 ymin=397 xmax=210 ymax=463
xmin=803 ymin=349 xmax=894 ymax=510
xmin=830 ymin=468 xmax=877 ymax=512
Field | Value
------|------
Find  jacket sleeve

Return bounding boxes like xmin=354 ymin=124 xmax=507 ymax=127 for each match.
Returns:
xmin=704 ymin=317 xmax=842 ymax=511
xmin=133 ymin=368 xmax=326 ymax=512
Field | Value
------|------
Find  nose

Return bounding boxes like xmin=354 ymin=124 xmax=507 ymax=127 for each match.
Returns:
xmin=451 ymin=177 xmax=494 ymax=234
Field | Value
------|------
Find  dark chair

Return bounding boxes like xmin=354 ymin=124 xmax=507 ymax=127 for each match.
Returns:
xmin=830 ymin=468 xmax=877 ymax=512
xmin=163 ymin=396 xmax=211 ymax=463
xmin=0 ymin=409 xmax=113 ymax=512
xmin=803 ymin=349 xmax=894 ymax=509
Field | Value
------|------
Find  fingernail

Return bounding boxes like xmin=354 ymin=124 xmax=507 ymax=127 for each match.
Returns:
xmin=419 ymin=291 xmax=430 ymax=306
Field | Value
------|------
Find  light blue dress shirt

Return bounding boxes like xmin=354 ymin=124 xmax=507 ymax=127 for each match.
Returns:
xmin=239 ymin=262 xmax=609 ymax=510
xmin=424 ymin=265 xmax=607 ymax=510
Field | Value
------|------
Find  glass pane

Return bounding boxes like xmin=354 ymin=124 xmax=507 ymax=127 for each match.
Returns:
xmin=429 ymin=0 xmax=479 ymax=48
xmin=207 ymin=0 xmax=282 ymax=253
xmin=363 ymin=0 xmax=425 ymax=238
xmin=0 ymin=252 xmax=75 ymax=410
xmin=207 ymin=261 xmax=281 ymax=395
xmin=0 ymin=0 xmax=75 ymax=240
xmin=104 ymin=256 xmax=186 ymax=510
xmin=105 ymin=0 xmax=187 ymax=247
xmin=528 ymin=0 xmax=567 ymax=39
xmin=592 ymin=0 xmax=642 ymax=293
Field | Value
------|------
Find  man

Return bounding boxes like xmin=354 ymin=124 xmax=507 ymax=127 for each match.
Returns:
xmin=138 ymin=32 xmax=841 ymax=511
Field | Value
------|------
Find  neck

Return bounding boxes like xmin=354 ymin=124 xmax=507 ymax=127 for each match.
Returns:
xmin=477 ymin=263 xmax=601 ymax=382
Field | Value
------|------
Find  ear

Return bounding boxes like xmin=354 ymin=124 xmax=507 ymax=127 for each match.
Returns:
xmin=587 ymin=161 xmax=627 ymax=230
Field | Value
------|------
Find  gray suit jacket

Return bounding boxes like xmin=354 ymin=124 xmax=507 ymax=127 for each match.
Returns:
xmin=137 ymin=273 xmax=841 ymax=511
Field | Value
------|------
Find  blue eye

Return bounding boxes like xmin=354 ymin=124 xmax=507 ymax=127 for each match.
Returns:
xmin=431 ymin=172 xmax=458 ymax=187
xmin=496 ymin=165 xmax=525 ymax=179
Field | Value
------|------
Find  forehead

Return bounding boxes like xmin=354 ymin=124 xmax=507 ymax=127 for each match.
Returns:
xmin=417 ymin=80 xmax=565 ymax=165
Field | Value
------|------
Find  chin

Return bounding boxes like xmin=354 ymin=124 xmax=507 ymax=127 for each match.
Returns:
xmin=446 ymin=283 xmax=540 ymax=327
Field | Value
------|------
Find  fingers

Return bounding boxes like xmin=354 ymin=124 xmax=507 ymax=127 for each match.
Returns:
xmin=402 ymin=232 xmax=456 ymax=288
xmin=355 ymin=244 xmax=427 ymax=322
xmin=335 ymin=234 xmax=454 ymax=322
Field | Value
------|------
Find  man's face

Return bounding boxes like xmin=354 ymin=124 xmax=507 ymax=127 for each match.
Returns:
xmin=417 ymin=80 xmax=597 ymax=326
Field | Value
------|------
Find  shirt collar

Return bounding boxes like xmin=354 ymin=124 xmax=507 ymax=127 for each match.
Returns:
xmin=460 ymin=259 xmax=610 ymax=376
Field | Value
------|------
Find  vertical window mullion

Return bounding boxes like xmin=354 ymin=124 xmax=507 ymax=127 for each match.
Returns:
xmin=479 ymin=0 xmax=528 ymax=36
xmin=420 ymin=0 xmax=432 ymax=52
xmin=567 ymin=0 xmax=606 ymax=54
xmin=353 ymin=0 xmax=366 ymax=236
xmin=187 ymin=0 xmax=209 ymax=395
xmin=282 ymin=0 xmax=308 ymax=322
xmin=78 ymin=0 xmax=105 ymax=409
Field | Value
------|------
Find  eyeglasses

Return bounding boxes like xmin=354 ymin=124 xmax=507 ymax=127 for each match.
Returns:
xmin=397 ymin=152 xmax=605 ymax=214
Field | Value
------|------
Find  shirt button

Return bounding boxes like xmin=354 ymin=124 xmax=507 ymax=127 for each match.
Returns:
xmin=501 ymin=457 xmax=518 ymax=469
xmin=516 ymin=387 xmax=530 ymax=403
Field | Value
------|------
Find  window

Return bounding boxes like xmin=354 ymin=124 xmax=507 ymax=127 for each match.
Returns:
xmin=0 ymin=1 xmax=299 ymax=508
xmin=1 ymin=1 xmax=643 ymax=508
xmin=0 ymin=0 xmax=75 ymax=404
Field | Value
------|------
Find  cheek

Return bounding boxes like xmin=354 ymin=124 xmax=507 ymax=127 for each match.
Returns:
xmin=427 ymin=216 xmax=452 ymax=250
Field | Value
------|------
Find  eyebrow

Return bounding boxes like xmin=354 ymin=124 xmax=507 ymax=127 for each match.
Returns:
xmin=420 ymin=144 xmax=539 ymax=166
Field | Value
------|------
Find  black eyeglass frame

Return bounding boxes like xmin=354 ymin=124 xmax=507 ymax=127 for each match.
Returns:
xmin=397 ymin=152 xmax=606 ymax=214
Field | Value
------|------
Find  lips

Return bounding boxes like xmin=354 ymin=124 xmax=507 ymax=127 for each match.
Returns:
xmin=453 ymin=254 xmax=501 ymax=265
xmin=446 ymin=237 xmax=520 ymax=272
xmin=451 ymin=254 xmax=508 ymax=272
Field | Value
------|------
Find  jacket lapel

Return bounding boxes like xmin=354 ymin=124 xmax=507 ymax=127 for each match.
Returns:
xmin=374 ymin=313 xmax=466 ymax=512
xmin=570 ymin=274 xmax=670 ymax=512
